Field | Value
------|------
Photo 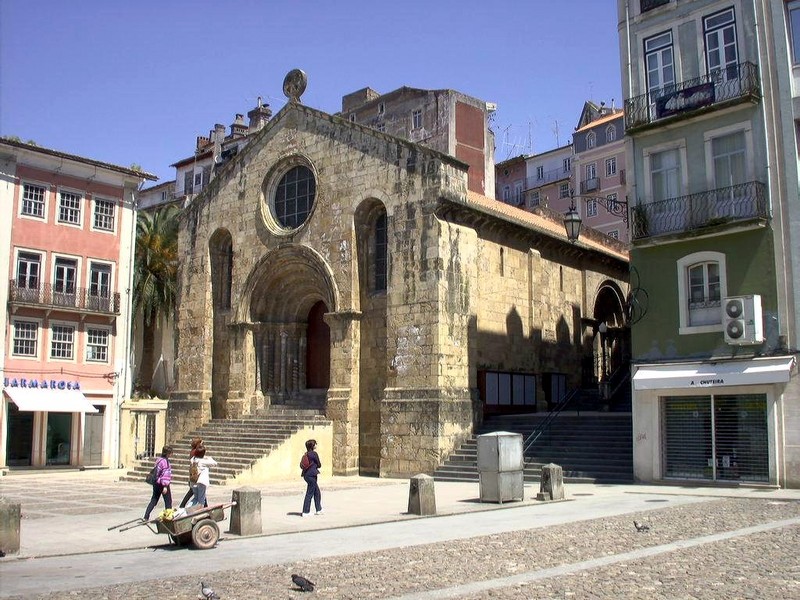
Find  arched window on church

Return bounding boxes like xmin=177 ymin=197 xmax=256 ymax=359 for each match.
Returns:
xmin=374 ymin=211 xmax=387 ymax=292
xmin=210 ymin=229 xmax=233 ymax=310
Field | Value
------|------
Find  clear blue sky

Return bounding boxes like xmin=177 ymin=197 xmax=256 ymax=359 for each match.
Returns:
xmin=0 ymin=0 xmax=622 ymax=183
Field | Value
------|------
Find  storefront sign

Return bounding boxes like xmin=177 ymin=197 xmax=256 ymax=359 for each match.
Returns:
xmin=4 ymin=377 xmax=81 ymax=390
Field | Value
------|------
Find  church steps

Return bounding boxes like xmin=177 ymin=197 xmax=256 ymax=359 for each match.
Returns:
xmin=121 ymin=413 xmax=332 ymax=484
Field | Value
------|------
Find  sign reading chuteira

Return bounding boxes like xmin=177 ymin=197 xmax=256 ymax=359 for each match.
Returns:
xmin=3 ymin=377 xmax=82 ymax=390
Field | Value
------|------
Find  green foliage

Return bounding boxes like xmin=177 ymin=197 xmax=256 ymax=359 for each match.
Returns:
xmin=133 ymin=205 xmax=181 ymax=327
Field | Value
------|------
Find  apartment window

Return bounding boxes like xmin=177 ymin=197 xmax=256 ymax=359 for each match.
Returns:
xmin=12 ymin=320 xmax=38 ymax=356
xmin=606 ymin=126 xmax=616 ymax=143
xmin=202 ymin=166 xmax=211 ymax=187
xmin=377 ymin=102 xmax=385 ymax=115
xmin=650 ymin=148 xmax=681 ymax=201
xmin=54 ymin=257 xmax=78 ymax=306
xmin=184 ymin=171 xmax=193 ymax=195
xmin=587 ymin=132 xmax=596 ymax=149
xmin=502 ymin=186 xmax=510 ymax=201
xmin=86 ymin=327 xmax=110 ymax=362
xmin=536 ymin=166 xmax=544 ymax=180
xmin=514 ymin=182 xmax=523 ymax=204
xmin=677 ymin=251 xmax=727 ymax=333
xmin=587 ymin=200 xmax=598 ymax=217
xmin=58 ymin=191 xmax=82 ymax=225
xmin=559 ymin=183 xmax=570 ymax=198
xmin=50 ymin=324 xmax=75 ymax=360
xmin=349 ymin=113 xmax=356 ymax=122
xmin=16 ymin=252 xmax=41 ymax=290
xmin=790 ymin=1 xmax=800 ymax=64
xmin=586 ymin=163 xmax=597 ymax=180
xmin=194 ymin=172 xmax=202 ymax=187
xmin=608 ymin=230 xmax=620 ymax=240
xmin=88 ymin=263 xmax=112 ymax=311
xmin=376 ymin=122 xmax=386 ymax=133
xmin=606 ymin=157 xmax=617 ymax=177
xmin=607 ymin=193 xmax=619 ymax=211
xmin=160 ymin=190 xmax=168 ymax=201
xmin=712 ymin=131 xmax=746 ymax=189
xmin=645 ymin=31 xmax=675 ymax=96
xmin=563 ymin=158 xmax=571 ymax=172
xmin=93 ymin=198 xmax=115 ymax=231
xmin=412 ymin=109 xmax=422 ymax=129
xmin=704 ymin=8 xmax=738 ymax=81
xmin=22 ymin=183 xmax=46 ymax=218
xmin=528 ymin=191 xmax=540 ymax=207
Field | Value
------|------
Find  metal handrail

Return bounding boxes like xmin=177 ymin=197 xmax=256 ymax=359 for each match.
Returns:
xmin=522 ymin=388 xmax=579 ymax=455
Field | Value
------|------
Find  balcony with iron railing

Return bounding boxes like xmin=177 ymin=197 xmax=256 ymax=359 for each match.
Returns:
xmin=8 ymin=281 xmax=121 ymax=315
xmin=525 ymin=166 xmax=570 ymax=190
xmin=581 ymin=177 xmax=601 ymax=194
xmin=631 ymin=181 xmax=768 ymax=241
xmin=625 ymin=62 xmax=760 ymax=132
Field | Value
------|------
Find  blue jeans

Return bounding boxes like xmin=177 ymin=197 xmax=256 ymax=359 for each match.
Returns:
xmin=144 ymin=483 xmax=172 ymax=520
xmin=302 ymin=474 xmax=321 ymax=514
xmin=189 ymin=483 xmax=208 ymax=508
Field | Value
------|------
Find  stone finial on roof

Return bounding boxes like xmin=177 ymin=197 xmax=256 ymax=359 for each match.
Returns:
xmin=283 ymin=69 xmax=307 ymax=103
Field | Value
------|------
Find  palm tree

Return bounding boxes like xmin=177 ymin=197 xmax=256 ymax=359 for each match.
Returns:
xmin=133 ymin=204 xmax=180 ymax=392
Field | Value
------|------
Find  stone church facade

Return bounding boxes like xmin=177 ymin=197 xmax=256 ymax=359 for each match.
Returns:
xmin=168 ymin=92 xmax=629 ymax=478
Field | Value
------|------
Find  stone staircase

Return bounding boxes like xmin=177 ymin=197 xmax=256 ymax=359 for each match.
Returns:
xmin=122 ymin=411 xmax=330 ymax=485
xmin=433 ymin=413 xmax=633 ymax=484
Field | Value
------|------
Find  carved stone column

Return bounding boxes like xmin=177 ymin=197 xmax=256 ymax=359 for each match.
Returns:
xmin=323 ymin=310 xmax=362 ymax=475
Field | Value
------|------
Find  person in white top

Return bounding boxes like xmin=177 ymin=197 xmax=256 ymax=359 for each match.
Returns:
xmin=188 ymin=445 xmax=218 ymax=509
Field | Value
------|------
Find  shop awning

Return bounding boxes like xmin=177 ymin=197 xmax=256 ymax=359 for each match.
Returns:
xmin=4 ymin=386 xmax=99 ymax=413
xmin=633 ymin=356 xmax=796 ymax=391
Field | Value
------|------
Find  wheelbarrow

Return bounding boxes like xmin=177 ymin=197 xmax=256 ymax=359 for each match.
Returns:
xmin=110 ymin=502 xmax=236 ymax=550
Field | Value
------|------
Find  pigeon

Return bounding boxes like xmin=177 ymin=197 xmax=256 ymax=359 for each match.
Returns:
xmin=200 ymin=581 xmax=220 ymax=599
xmin=633 ymin=520 xmax=650 ymax=532
xmin=292 ymin=574 xmax=316 ymax=592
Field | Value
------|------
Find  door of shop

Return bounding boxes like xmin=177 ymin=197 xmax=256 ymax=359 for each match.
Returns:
xmin=6 ymin=402 xmax=33 ymax=466
xmin=662 ymin=394 xmax=768 ymax=482
xmin=82 ymin=406 xmax=104 ymax=466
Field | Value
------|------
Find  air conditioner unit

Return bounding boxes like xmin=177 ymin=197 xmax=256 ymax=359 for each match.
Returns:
xmin=723 ymin=295 xmax=763 ymax=345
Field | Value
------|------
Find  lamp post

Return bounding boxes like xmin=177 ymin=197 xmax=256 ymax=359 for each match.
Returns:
xmin=563 ymin=189 xmax=629 ymax=243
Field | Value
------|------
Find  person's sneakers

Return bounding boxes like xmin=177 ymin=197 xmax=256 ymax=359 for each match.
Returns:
xmin=301 ymin=512 xmax=312 ymax=518
xmin=314 ymin=509 xmax=324 ymax=515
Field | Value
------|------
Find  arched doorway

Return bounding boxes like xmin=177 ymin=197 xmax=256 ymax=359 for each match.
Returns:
xmin=306 ymin=301 xmax=330 ymax=388
xmin=591 ymin=281 xmax=630 ymax=409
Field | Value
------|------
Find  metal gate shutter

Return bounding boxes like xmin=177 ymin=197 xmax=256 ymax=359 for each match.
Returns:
xmin=663 ymin=394 xmax=768 ymax=482
xmin=663 ymin=396 xmax=712 ymax=479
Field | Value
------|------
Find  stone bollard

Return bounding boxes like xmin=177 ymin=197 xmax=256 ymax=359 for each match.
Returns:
xmin=0 ymin=498 xmax=21 ymax=555
xmin=536 ymin=463 xmax=565 ymax=501
xmin=229 ymin=487 xmax=262 ymax=536
xmin=408 ymin=474 xmax=436 ymax=516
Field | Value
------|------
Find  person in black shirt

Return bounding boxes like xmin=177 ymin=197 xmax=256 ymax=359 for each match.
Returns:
xmin=300 ymin=439 xmax=323 ymax=516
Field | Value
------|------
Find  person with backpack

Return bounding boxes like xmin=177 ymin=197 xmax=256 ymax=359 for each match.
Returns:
xmin=187 ymin=444 xmax=217 ymax=509
xmin=143 ymin=445 xmax=173 ymax=521
xmin=300 ymin=439 xmax=323 ymax=517
xmin=179 ymin=437 xmax=205 ymax=508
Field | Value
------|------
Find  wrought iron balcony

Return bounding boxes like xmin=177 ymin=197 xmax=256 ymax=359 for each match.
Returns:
xmin=525 ymin=167 xmax=569 ymax=190
xmin=581 ymin=177 xmax=601 ymax=194
xmin=641 ymin=0 xmax=670 ymax=12
xmin=8 ymin=281 xmax=121 ymax=315
xmin=625 ymin=62 xmax=760 ymax=132
xmin=631 ymin=181 xmax=767 ymax=241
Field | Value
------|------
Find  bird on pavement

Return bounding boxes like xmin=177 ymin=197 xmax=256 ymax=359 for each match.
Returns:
xmin=200 ymin=581 xmax=220 ymax=599
xmin=292 ymin=574 xmax=316 ymax=592
xmin=633 ymin=520 xmax=650 ymax=532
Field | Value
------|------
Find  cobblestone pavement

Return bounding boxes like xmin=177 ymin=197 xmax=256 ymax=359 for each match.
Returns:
xmin=5 ymin=497 xmax=799 ymax=599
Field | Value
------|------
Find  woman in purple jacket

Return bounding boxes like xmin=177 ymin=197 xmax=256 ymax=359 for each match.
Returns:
xmin=143 ymin=445 xmax=173 ymax=520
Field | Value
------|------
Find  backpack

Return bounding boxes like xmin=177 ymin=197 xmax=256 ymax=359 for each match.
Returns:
xmin=189 ymin=461 xmax=200 ymax=483
xmin=300 ymin=452 xmax=311 ymax=471
xmin=145 ymin=459 xmax=161 ymax=485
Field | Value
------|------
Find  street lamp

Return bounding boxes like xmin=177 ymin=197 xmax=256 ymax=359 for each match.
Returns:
xmin=563 ymin=189 xmax=629 ymax=243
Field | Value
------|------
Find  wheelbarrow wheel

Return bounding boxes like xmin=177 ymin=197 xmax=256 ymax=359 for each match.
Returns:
xmin=191 ymin=518 xmax=220 ymax=550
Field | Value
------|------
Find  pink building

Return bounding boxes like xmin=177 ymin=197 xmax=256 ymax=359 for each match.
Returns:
xmin=0 ymin=139 xmax=155 ymax=471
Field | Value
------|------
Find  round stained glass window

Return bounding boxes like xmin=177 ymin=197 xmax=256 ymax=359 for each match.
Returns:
xmin=274 ymin=165 xmax=316 ymax=229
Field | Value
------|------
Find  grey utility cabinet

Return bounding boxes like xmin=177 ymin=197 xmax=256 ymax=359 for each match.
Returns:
xmin=477 ymin=431 xmax=524 ymax=503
